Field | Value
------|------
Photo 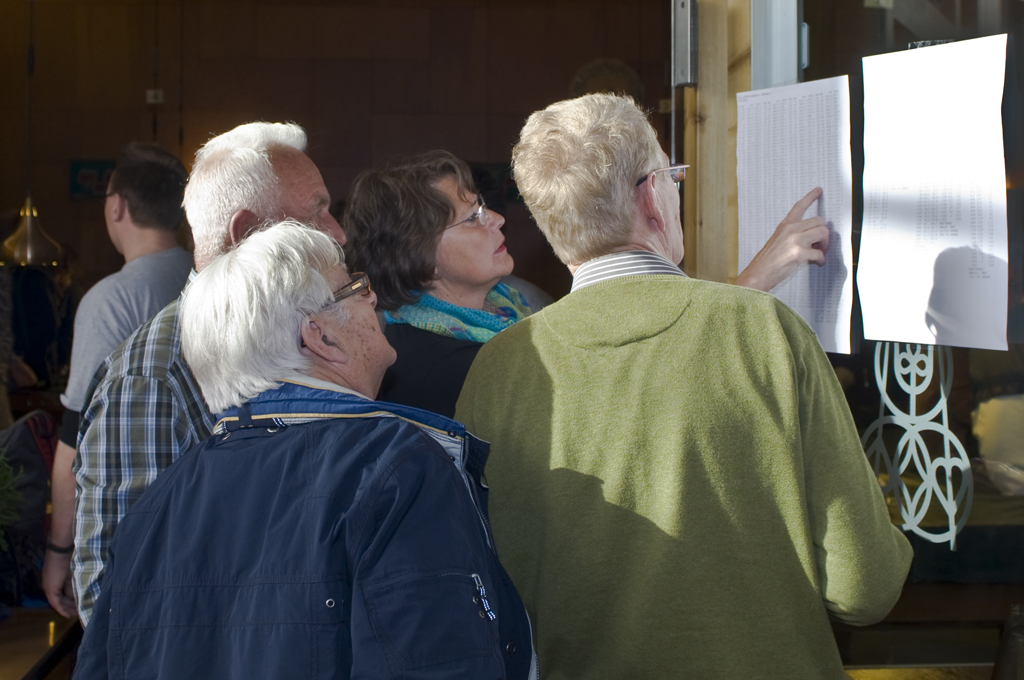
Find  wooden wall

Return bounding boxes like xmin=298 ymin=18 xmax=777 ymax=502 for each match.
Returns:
xmin=0 ymin=0 xmax=670 ymax=293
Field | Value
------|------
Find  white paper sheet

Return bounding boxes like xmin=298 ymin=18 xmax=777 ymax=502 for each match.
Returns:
xmin=737 ymin=76 xmax=854 ymax=354
xmin=859 ymin=35 xmax=1009 ymax=351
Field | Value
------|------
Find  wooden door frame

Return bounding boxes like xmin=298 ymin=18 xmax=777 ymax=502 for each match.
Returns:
xmin=680 ymin=0 xmax=751 ymax=284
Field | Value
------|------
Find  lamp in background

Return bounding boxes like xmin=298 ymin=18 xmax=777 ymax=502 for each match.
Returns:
xmin=3 ymin=0 xmax=63 ymax=268
xmin=3 ymin=197 xmax=61 ymax=267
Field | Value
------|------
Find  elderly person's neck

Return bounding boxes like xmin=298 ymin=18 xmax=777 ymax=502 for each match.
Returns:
xmin=301 ymin=360 xmax=380 ymax=402
xmin=566 ymin=215 xmax=682 ymax=276
xmin=296 ymin=306 xmax=393 ymax=401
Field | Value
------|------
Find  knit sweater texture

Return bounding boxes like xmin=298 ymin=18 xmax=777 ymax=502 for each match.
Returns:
xmin=456 ymin=274 xmax=913 ymax=680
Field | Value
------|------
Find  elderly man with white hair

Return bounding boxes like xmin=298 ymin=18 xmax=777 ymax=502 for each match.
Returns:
xmin=71 ymin=122 xmax=345 ymax=625
xmin=455 ymin=93 xmax=913 ymax=679
xmin=74 ymin=221 xmax=536 ymax=680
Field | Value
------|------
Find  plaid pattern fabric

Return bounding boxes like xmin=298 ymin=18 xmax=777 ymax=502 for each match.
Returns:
xmin=72 ymin=298 xmax=215 ymax=625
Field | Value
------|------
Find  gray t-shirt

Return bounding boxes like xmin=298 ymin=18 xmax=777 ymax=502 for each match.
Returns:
xmin=60 ymin=246 xmax=193 ymax=413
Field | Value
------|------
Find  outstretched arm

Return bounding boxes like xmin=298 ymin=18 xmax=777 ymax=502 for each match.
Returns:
xmin=736 ymin=187 xmax=829 ymax=292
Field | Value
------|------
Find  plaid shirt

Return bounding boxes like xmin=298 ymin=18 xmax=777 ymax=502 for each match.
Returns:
xmin=72 ymin=297 xmax=215 ymax=625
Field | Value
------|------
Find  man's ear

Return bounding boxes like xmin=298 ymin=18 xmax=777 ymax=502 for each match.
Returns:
xmin=299 ymin=318 xmax=349 ymax=364
xmin=638 ymin=176 xmax=668 ymax=235
xmin=108 ymin=194 xmax=129 ymax=223
xmin=227 ymin=209 xmax=262 ymax=246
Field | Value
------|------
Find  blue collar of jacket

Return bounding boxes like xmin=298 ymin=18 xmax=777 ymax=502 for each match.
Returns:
xmin=214 ymin=379 xmax=495 ymax=549
xmin=214 ymin=379 xmax=469 ymax=439
xmin=212 ymin=380 xmax=490 ymax=487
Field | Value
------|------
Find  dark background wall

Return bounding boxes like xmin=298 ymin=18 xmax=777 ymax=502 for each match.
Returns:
xmin=0 ymin=0 xmax=671 ymax=295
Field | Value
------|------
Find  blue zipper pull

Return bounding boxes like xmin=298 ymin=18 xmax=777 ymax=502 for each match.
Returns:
xmin=472 ymin=573 xmax=497 ymax=621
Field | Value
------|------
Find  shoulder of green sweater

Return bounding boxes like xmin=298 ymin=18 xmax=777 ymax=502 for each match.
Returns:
xmin=561 ymin=274 xmax=807 ymax=323
xmin=476 ymin=308 xmax=538 ymax=357
xmin=684 ymin=282 xmax=827 ymax=363
xmin=687 ymin=279 xmax=819 ymax=340
xmin=566 ymin=274 xmax=775 ymax=301
xmin=478 ymin=276 xmax=820 ymax=353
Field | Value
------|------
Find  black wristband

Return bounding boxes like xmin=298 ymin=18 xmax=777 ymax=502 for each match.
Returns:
xmin=46 ymin=540 xmax=73 ymax=554
xmin=59 ymin=409 xmax=81 ymax=449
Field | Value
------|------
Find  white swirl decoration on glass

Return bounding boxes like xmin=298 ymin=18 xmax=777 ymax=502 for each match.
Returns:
xmin=862 ymin=343 xmax=973 ymax=549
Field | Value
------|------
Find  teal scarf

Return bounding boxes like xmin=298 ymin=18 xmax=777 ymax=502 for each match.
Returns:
xmin=384 ymin=283 xmax=532 ymax=343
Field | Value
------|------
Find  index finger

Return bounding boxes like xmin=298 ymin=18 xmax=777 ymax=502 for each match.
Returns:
xmin=784 ymin=187 xmax=823 ymax=223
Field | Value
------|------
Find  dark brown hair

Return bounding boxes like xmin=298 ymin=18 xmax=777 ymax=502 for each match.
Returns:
xmin=107 ymin=142 xmax=188 ymax=232
xmin=343 ymin=150 xmax=477 ymax=311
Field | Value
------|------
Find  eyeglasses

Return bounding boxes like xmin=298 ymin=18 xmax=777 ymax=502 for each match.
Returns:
xmin=301 ymin=272 xmax=372 ymax=348
xmin=332 ymin=272 xmax=371 ymax=303
xmin=635 ymin=164 xmax=689 ymax=188
xmin=447 ymin=194 xmax=488 ymax=229
xmin=301 ymin=272 xmax=371 ymax=348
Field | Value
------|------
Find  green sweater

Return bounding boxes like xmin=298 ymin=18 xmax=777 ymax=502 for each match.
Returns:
xmin=456 ymin=275 xmax=912 ymax=680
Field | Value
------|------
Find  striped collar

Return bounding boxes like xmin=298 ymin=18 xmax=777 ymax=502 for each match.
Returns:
xmin=571 ymin=250 xmax=686 ymax=292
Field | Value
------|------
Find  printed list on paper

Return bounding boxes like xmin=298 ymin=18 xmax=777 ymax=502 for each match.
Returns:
xmin=858 ymin=35 xmax=1008 ymax=351
xmin=737 ymin=75 xmax=854 ymax=354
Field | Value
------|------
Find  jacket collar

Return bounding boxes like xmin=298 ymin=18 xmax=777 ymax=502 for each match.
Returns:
xmin=213 ymin=378 xmax=469 ymax=441
xmin=571 ymin=250 xmax=685 ymax=292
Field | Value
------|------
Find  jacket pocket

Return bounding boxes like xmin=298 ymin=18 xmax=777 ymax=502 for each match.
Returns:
xmin=361 ymin=569 xmax=502 ymax=675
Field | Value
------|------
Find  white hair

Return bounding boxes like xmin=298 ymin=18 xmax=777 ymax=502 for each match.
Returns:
xmin=512 ymin=94 xmax=662 ymax=264
xmin=181 ymin=220 xmax=346 ymax=414
xmin=183 ymin=122 xmax=307 ymax=270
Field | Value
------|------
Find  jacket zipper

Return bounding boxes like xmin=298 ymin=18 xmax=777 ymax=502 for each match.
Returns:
xmin=472 ymin=573 xmax=497 ymax=621
xmin=463 ymin=437 xmax=495 ymax=551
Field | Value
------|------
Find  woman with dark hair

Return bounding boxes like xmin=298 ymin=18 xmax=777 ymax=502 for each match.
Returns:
xmin=344 ymin=150 xmax=530 ymax=417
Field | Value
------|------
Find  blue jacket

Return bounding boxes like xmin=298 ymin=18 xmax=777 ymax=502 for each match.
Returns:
xmin=75 ymin=380 xmax=537 ymax=680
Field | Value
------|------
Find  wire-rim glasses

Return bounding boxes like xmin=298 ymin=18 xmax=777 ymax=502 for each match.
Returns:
xmin=635 ymin=164 xmax=689 ymax=188
xmin=447 ymin=194 xmax=488 ymax=229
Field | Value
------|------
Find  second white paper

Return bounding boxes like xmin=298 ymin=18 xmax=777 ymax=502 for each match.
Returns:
xmin=737 ymin=75 xmax=854 ymax=353
xmin=859 ymin=35 xmax=1008 ymax=351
